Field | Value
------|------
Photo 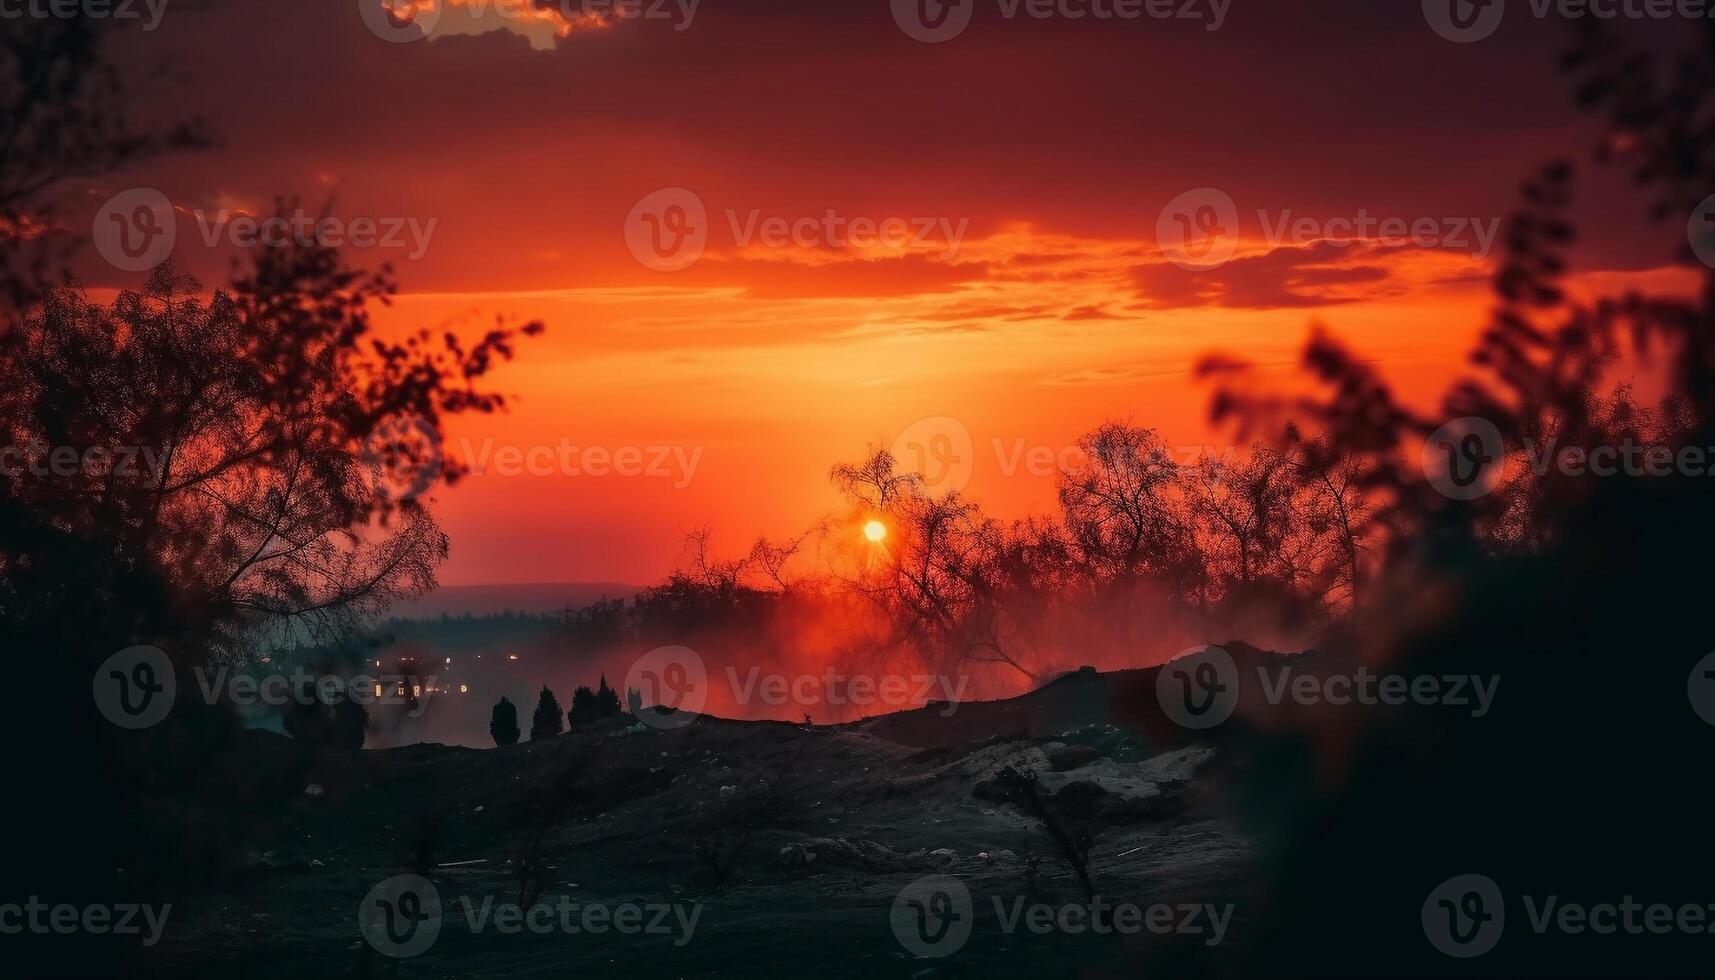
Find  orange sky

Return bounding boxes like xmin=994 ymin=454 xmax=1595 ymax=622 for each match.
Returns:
xmin=379 ymin=239 xmax=1500 ymax=583
xmin=62 ymin=1 xmax=1700 ymax=583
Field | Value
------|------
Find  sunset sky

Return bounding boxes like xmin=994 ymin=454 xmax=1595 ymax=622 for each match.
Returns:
xmin=68 ymin=0 xmax=1696 ymax=585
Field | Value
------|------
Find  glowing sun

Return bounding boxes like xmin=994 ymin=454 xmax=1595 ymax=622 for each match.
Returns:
xmin=863 ymin=520 xmax=887 ymax=543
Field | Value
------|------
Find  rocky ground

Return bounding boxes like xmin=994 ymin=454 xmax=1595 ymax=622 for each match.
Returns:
xmin=143 ymin=658 xmax=1280 ymax=978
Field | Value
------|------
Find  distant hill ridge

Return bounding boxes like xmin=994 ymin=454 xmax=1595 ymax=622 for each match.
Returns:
xmin=388 ymin=582 xmax=644 ymax=619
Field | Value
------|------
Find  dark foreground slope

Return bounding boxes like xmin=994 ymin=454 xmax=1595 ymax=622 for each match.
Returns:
xmin=140 ymin=649 xmax=1303 ymax=979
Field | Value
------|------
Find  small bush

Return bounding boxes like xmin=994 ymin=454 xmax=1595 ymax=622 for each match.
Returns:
xmin=567 ymin=674 xmax=623 ymax=728
xmin=490 ymin=696 xmax=521 ymax=746
xmin=529 ymin=686 xmax=564 ymax=741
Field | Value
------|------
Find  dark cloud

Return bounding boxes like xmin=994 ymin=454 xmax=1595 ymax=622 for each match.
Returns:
xmin=65 ymin=0 xmax=1689 ymax=295
xmin=1133 ymin=241 xmax=1396 ymax=310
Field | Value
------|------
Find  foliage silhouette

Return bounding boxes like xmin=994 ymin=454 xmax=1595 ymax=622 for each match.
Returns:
xmin=567 ymin=674 xmax=622 ymax=728
xmin=529 ymin=684 xmax=564 ymax=741
xmin=0 ymin=22 xmax=543 ymax=958
xmin=490 ymin=695 xmax=521 ymax=747
xmin=1186 ymin=20 xmax=1715 ymax=978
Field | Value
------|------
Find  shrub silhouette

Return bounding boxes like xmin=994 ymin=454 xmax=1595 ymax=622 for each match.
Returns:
xmin=489 ymin=696 xmax=520 ymax=747
xmin=0 ymin=20 xmax=541 ymax=924
xmin=529 ymin=685 xmax=564 ymax=741
xmin=596 ymin=675 xmax=622 ymax=716
xmin=1190 ymin=21 xmax=1715 ymax=978
xmin=992 ymin=764 xmax=1096 ymax=902
xmin=567 ymin=674 xmax=623 ymax=728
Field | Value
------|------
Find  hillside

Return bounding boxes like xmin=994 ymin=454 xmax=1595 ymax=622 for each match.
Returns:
xmin=141 ymin=652 xmax=1299 ymax=978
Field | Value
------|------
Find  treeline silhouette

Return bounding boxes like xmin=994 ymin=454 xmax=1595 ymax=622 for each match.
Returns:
xmin=501 ymin=431 xmax=1366 ymax=722
xmin=0 ymin=16 xmax=543 ymax=975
